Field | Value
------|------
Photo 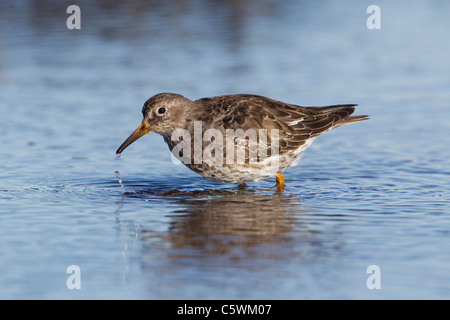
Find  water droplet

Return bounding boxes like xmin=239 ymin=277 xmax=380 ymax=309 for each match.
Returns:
xmin=114 ymin=171 xmax=125 ymax=193
xmin=116 ymin=153 xmax=121 ymax=159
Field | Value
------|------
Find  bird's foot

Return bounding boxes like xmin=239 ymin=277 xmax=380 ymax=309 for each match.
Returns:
xmin=276 ymin=172 xmax=285 ymax=192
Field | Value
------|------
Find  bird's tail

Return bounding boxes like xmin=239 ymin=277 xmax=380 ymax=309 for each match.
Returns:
xmin=338 ymin=114 xmax=370 ymax=126
xmin=310 ymin=104 xmax=369 ymax=126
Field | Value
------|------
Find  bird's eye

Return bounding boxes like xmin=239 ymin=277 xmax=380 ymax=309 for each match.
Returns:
xmin=157 ymin=107 xmax=166 ymax=115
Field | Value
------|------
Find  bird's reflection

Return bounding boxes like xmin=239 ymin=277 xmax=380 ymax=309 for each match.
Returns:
xmin=159 ymin=190 xmax=300 ymax=256
xmin=118 ymin=186 xmax=317 ymax=262
xmin=112 ymin=182 xmax=346 ymax=295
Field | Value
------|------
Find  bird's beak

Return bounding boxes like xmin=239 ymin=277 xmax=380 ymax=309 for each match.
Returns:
xmin=116 ymin=121 xmax=151 ymax=155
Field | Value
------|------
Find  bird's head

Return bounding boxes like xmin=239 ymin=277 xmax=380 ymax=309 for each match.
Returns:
xmin=116 ymin=93 xmax=192 ymax=155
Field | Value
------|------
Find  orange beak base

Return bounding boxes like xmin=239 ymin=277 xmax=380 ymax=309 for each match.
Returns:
xmin=116 ymin=121 xmax=151 ymax=155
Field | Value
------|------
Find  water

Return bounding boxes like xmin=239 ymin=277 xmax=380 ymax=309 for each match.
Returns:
xmin=1 ymin=0 xmax=450 ymax=299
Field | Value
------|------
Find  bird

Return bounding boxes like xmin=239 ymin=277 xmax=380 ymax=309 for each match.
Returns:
xmin=116 ymin=93 xmax=368 ymax=192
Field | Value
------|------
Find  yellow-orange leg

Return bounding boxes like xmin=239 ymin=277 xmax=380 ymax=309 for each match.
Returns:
xmin=276 ymin=172 xmax=285 ymax=192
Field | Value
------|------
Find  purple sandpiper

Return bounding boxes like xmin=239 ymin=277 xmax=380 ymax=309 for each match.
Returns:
xmin=116 ymin=93 xmax=368 ymax=191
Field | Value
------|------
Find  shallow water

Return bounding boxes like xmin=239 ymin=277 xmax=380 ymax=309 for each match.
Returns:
xmin=1 ymin=0 xmax=450 ymax=299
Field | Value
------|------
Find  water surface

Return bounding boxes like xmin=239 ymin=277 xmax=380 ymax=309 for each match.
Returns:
xmin=1 ymin=0 xmax=449 ymax=299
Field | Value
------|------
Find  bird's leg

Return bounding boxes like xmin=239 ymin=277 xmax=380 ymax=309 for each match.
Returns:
xmin=238 ymin=183 xmax=246 ymax=190
xmin=276 ymin=172 xmax=285 ymax=192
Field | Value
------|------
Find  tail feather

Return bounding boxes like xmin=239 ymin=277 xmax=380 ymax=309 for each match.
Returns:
xmin=309 ymin=104 xmax=369 ymax=127
xmin=309 ymin=104 xmax=358 ymax=114
xmin=338 ymin=114 xmax=370 ymax=126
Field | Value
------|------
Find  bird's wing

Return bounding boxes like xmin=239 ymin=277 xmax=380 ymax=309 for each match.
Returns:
xmin=196 ymin=95 xmax=361 ymax=159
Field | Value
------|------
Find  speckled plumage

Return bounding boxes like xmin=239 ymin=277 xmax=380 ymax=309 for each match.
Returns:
xmin=117 ymin=93 xmax=368 ymax=186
